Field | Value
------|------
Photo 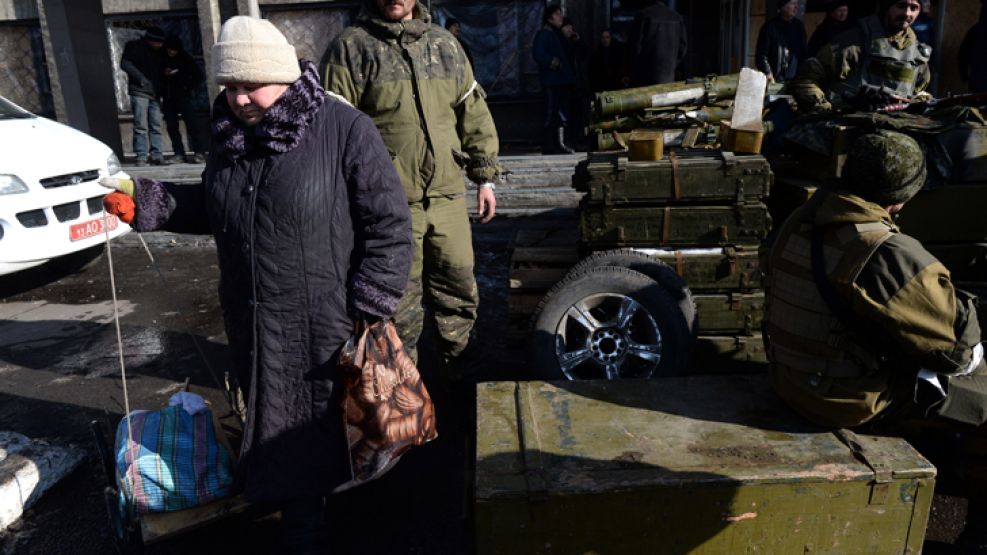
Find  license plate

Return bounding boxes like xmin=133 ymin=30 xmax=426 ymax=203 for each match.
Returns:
xmin=69 ymin=215 xmax=118 ymax=242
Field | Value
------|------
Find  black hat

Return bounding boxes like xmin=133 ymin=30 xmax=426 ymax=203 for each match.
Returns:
xmin=144 ymin=26 xmax=166 ymax=42
xmin=777 ymin=0 xmax=797 ymax=9
xmin=164 ymin=35 xmax=182 ymax=51
xmin=825 ymin=0 xmax=849 ymax=10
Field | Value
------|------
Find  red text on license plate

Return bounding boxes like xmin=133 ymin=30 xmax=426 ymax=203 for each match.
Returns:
xmin=70 ymin=215 xmax=118 ymax=241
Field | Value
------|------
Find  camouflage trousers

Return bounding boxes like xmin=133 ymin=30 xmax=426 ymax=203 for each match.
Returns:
xmin=393 ymin=194 xmax=479 ymax=364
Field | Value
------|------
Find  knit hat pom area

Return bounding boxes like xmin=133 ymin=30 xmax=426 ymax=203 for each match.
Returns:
xmin=213 ymin=16 xmax=301 ymax=85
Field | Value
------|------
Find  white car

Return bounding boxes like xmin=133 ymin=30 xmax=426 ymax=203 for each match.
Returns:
xmin=0 ymin=95 xmax=130 ymax=276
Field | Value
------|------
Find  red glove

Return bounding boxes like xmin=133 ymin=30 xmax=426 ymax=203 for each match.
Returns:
xmin=103 ymin=192 xmax=136 ymax=224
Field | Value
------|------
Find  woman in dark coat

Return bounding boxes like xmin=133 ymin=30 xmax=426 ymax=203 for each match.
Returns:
xmin=101 ymin=16 xmax=412 ymax=551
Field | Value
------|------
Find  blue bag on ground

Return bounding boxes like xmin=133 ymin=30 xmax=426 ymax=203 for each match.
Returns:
xmin=114 ymin=392 xmax=235 ymax=513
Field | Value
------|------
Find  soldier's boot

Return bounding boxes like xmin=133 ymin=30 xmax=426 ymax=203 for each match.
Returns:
xmin=556 ymin=127 xmax=576 ymax=154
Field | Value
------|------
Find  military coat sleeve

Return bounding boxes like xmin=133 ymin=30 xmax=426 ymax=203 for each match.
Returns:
xmin=453 ymin=44 xmax=502 ymax=184
xmin=852 ymin=234 xmax=983 ymax=376
xmin=790 ymin=28 xmax=865 ymax=113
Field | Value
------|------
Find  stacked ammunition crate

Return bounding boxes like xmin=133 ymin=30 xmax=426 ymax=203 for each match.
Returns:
xmin=572 ymin=150 xmax=773 ymax=368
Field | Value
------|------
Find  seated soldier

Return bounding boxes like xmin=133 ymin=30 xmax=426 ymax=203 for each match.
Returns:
xmin=764 ymin=131 xmax=984 ymax=429
xmin=789 ymin=0 xmax=932 ymax=113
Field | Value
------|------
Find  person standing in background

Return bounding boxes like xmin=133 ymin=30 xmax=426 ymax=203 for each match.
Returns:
xmin=911 ymin=0 xmax=934 ymax=46
xmin=120 ymin=26 xmax=168 ymax=166
xmin=756 ymin=0 xmax=807 ymax=83
xmin=533 ymin=4 xmax=577 ymax=154
xmin=628 ymin=0 xmax=687 ymax=86
xmin=561 ymin=17 xmax=588 ymax=151
xmin=445 ymin=18 xmax=474 ymax=69
xmin=807 ymin=1 xmax=851 ymax=57
xmin=959 ymin=0 xmax=987 ymax=93
xmin=161 ymin=35 xmax=207 ymax=164
xmin=589 ymin=29 xmax=630 ymax=92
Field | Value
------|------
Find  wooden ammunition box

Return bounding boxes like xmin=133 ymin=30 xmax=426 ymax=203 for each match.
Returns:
xmin=720 ymin=120 xmax=764 ymax=154
xmin=580 ymin=201 xmax=772 ymax=248
xmin=693 ymin=292 xmax=764 ymax=335
xmin=627 ymin=129 xmax=664 ymax=161
xmin=897 ymin=184 xmax=987 ymax=242
xmin=573 ymin=151 xmax=772 ymax=204
xmin=475 ymin=375 xmax=936 ymax=554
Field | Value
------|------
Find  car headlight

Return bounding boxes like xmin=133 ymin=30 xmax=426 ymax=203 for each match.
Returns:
xmin=107 ymin=153 xmax=122 ymax=176
xmin=0 ymin=174 xmax=28 ymax=195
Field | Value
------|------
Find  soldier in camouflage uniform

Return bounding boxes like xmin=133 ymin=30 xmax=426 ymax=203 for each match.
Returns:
xmin=323 ymin=0 xmax=501 ymax=370
xmin=789 ymin=0 xmax=931 ymax=114
xmin=763 ymin=131 xmax=985 ymax=430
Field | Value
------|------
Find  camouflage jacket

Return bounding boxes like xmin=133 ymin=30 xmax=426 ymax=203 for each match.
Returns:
xmin=790 ymin=15 xmax=931 ymax=113
xmin=764 ymin=190 xmax=982 ymax=427
xmin=323 ymin=3 xmax=501 ymax=202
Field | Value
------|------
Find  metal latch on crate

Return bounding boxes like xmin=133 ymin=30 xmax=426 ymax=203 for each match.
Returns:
xmin=833 ymin=429 xmax=893 ymax=505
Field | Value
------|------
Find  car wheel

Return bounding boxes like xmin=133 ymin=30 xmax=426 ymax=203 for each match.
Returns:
xmin=529 ymin=265 xmax=693 ymax=380
xmin=48 ymin=244 xmax=105 ymax=274
xmin=565 ymin=248 xmax=697 ymax=337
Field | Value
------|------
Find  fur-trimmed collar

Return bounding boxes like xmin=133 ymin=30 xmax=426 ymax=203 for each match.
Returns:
xmin=211 ymin=59 xmax=326 ymax=162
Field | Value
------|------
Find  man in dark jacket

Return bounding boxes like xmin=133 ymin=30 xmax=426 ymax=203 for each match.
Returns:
xmin=100 ymin=16 xmax=413 ymax=551
xmin=807 ymin=0 xmax=851 ymax=57
xmin=161 ymin=35 xmax=207 ymax=164
xmin=756 ymin=0 xmax=807 ymax=83
xmin=120 ymin=26 xmax=167 ymax=165
xmin=628 ymin=0 xmax=687 ymax=86
xmin=533 ymin=4 xmax=577 ymax=154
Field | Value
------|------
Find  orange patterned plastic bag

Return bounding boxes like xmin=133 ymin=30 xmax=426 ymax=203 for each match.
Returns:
xmin=334 ymin=319 xmax=437 ymax=491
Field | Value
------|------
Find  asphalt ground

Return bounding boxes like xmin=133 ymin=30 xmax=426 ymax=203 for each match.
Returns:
xmin=0 ymin=222 xmax=975 ymax=554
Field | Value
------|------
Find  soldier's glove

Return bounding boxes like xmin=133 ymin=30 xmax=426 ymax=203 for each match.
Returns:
xmin=846 ymin=85 xmax=896 ymax=112
xmin=99 ymin=177 xmax=137 ymax=224
xmin=549 ymin=57 xmax=561 ymax=71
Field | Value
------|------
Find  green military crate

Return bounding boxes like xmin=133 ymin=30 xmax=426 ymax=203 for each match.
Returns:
xmin=692 ymin=334 xmax=768 ymax=370
xmin=925 ymin=243 xmax=987 ymax=284
xmin=638 ymin=246 xmax=762 ymax=292
xmin=572 ymin=151 xmax=772 ymax=204
xmin=897 ymin=184 xmax=987 ymax=243
xmin=694 ymin=292 xmax=764 ymax=335
xmin=475 ymin=375 xmax=936 ymax=555
xmin=580 ymin=201 xmax=771 ymax=248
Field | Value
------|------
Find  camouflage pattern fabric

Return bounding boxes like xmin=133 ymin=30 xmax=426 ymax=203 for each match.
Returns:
xmin=841 ymin=131 xmax=926 ymax=205
xmin=394 ymin=195 xmax=478 ymax=365
xmin=789 ymin=15 xmax=930 ymax=114
xmin=324 ymin=1 xmax=496 ymax=365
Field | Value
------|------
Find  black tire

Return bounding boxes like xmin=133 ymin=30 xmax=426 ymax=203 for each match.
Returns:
xmin=529 ymin=265 xmax=693 ymax=380
xmin=566 ymin=248 xmax=698 ymax=336
xmin=47 ymin=244 xmax=106 ymax=274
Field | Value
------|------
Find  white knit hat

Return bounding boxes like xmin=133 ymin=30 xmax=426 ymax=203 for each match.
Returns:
xmin=212 ymin=16 xmax=301 ymax=85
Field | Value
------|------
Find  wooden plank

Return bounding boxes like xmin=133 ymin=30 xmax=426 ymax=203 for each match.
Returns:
xmin=141 ymin=495 xmax=252 ymax=544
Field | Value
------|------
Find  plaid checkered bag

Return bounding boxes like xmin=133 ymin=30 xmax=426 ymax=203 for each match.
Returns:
xmin=114 ymin=396 xmax=235 ymax=514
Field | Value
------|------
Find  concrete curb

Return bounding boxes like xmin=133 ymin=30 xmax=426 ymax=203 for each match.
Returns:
xmin=0 ymin=432 xmax=84 ymax=531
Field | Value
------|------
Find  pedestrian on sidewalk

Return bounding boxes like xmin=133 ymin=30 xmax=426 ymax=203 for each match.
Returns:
xmin=120 ymin=26 xmax=168 ymax=165
xmin=100 ymin=16 xmax=413 ymax=552
xmin=162 ymin=35 xmax=207 ymax=164
xmin=533 ymin=4 xmax=577 ymax=154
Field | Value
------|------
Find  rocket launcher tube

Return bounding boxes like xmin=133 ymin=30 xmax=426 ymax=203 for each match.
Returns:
xmin=594 ymin=74 xmax=741 ymax=119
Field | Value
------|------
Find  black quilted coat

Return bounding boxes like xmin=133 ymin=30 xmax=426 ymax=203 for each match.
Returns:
xmin=131 ymin=61 xmax=412 ymax=500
